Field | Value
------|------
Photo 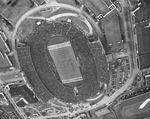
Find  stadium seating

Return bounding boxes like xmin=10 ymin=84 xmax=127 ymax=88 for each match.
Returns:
xmin=27 ymin=25 xmax=78 ymax=103
xmin=54 ymin=22 xmax=63 ymax=35
xmin=88 ymin=42 xmax=109 ymax=84
xmin=70 ymin=35 xmax=100 ymax=99
xmin=61 ymin=22 xmax=71 ymax=36
xmin=66 ymin=25 xmax=84 ymax=40
xmin=17 ymin=21 xmax=107 ymax=103
xmin=44 ymin=22 xmax=56 ymax=37
xmin=17 ymin=46 xmax=54 ymax=102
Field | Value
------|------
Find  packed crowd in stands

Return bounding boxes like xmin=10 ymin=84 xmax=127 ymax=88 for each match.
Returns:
xmin=135 ymin=2 xmax=150 ymax=23
xmin=17 ymin=46 xmax=54 ymax=102
xmin=88 ymin=41 xmax=109 ymax=84
xmin=16 ymin=21 xmax=107 ymax=103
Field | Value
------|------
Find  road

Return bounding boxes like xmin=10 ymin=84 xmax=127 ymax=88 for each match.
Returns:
xmin=10 ymin=0 xmax=139 ymax=118
xmin=0 ymin=79 xmax=27 ymax=119
xmin=11 ymin=0 xmax=102 ymax=70
xmin=27 ymin=13 xmax=93 ymax=35
xmin=11 ymin=0 xmax=104 ymax=51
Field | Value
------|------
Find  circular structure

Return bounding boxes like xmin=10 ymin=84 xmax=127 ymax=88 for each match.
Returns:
xmin=0 ymin=0 xmax=144 ymax=118
xmin=16 ymin=20 xmax=108 ymax=104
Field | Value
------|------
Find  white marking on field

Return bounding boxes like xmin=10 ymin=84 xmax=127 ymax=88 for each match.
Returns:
xmin=62 ymin=77 xmax=83 ymax=84
xmin=47 ymin=41 xmax=71 ymax=50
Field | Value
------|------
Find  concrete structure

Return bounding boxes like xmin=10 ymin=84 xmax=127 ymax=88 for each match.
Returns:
xmin=118 ymin=92 xmax=150 ymax=119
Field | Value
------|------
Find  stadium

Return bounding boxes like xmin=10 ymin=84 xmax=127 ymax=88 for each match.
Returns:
xmin=1 ymin=0 xmax=150 ymax=119
xmin=16 ymin=20 xmax=109 ymax=104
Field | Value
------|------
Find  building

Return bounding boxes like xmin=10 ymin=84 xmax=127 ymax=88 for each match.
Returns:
xmin=136 ymin=20 xmax=150 ymax=69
